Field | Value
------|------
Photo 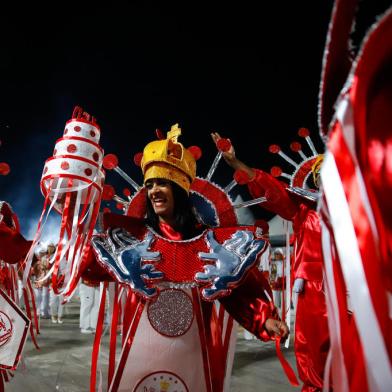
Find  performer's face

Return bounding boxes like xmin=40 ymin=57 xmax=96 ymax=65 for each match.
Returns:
xmin=146 ymin=178 xmax=175 ymax=222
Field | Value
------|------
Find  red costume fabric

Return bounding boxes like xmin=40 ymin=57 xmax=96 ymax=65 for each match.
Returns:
xmin=0 ymin=202 xmax=32 ymax=295
xmin=0 ymin=202 xmax=36 ymax=388
xmin=82 ymin=213 xmax=278 ymax=392
xmin=0 ymin=219 xmax=31 ymax=265
xmin=248 ymin=169 xmax=329 ymax=391
xmin=319 ymin=3 xmax=392 ymax=390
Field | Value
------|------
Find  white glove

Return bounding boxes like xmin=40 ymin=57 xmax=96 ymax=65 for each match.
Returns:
xmin=293 ymin=278 xmax=305 ymax=293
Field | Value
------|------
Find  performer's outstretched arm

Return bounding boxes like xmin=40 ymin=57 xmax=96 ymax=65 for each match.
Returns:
xmin=211 ymin=132 xmax=298 ymax=220
xmin=219 ymin=266 xmax=289 ymax=341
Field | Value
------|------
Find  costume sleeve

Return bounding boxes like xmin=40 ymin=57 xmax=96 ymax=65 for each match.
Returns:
xmin=80 ymin=246 xmax=113 ymax=282
xmin=219 ymin=267 xmax=279 ymax=341
xmin=247 ymin=169 xmax=298 ymax=220
xmin=292 ymin=207 xmax=324 ymax=281
xmin=0 ymin=222 xmax=32 ymax=264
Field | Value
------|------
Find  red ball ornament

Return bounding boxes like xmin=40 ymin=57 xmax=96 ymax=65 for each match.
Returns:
xmin=255 ymin=219 xmax=269 ymax=233
xmin=0 ymin=162 xmax=10 ymax=176
xmin=103 ymin=207 xmax=111 ymax=214
xmin=216 ymin=138 xmax=231 ymax=152
xmin=269 ymin=144 xmax=281 ymax=154
xmin=270 ymin=166 xmax=282 ymax=177
xmin=123 ymin=188 xmax=131 ymax=197
xmin=290 ymin=142 xmax=302 ymax=152
xmin=116 ymin=202 xmax=124 ymax=211
xmin=188 ymin=146 xmax=202 ymax=160
xmin=233 ymin=169 xmax=250 ymax=185
xmin=103 ymin=154 xmax=119 ymax=170
xmin=102 ymin=184 xmax=115 ymax=201
xmin=155 ymin=129 xmax=164 ymax=140
xmin=298 ymin=127 xmax=310 ymax=137
xmin=133 ymin=152 xmax=143 ymax=167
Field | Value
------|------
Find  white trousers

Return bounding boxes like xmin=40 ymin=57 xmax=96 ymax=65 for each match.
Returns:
xmin=79 ymin=283 xmax=100 ymax=330
xmin=17 ymin=279 xmax=24 ymax=309
xmin=34 ymin=286 xmax=50 ymax=317
xmin=272 ymin=289 xmax=282 ymax=318
xmin=49 ymin=289 xmax=64 ymax=318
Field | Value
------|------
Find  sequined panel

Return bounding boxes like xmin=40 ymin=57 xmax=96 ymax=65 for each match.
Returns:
xmin=147 ymin=289 xmax=194 ymax=337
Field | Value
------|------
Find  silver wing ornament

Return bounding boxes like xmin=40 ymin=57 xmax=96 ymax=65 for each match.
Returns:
xmin=91 ymin=228 xmax=163 ymax=299
xmin=195 ymin=230 xmax=266 ymax=300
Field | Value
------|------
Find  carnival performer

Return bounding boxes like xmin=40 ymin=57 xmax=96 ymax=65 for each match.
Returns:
xmin=80 ymin=126 xmax=289 ymax=392
xmin=31 ymin=247 xmax=51 ymax=319
xmin=318 ymin=1 xmax=392 ymax=390
xmin=212 ymin=132 xmax=328 ymax=392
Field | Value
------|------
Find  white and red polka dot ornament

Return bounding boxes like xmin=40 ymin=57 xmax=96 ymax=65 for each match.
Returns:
xmin=23 ymin=107 xmax=105 ymax=299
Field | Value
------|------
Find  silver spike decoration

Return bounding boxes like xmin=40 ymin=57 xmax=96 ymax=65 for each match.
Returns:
xmin=281 ymin=173 xmax=292 ymax=180
xmin=224 ymin=179 xmax=237 ymax=194
xmin=233 ymin=196 xmax=267 ymax=209
xmin=277 ymin=151 xmax=298 ymax=167
xmin=304 ymin=136 xmax=318 ymax=156
xmin=113 ymin=166 xmax=141 ymax=191
xmin=113 ymin=194 xmax=129 ymax=205
xmin=206 ymin=151 xmax=222 ymax=181
xmin=297 ymin=150 xmax=307 ymax=160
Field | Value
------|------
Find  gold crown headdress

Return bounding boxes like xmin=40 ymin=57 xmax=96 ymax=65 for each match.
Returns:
xmin=140 ymin=124 xmax=196 ymax=193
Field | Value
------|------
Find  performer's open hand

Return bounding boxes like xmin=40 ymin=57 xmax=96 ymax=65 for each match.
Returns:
xmin=210 ymin=132 xmax=237 ymax=167
xmin=265 ymin=318 xmax=290 ymax=341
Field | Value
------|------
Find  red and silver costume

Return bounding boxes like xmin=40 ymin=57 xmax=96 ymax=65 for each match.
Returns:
xmin=83 ymin=214 xmax=276 ymax=392
xmin=0 ymin=201 xmax=33 ymax=388
xmin=25 ymin=115 xmax=288 ymax=392
xmin=319 ymin=1 xmax=392 ymax=390
xmin=247 ymin=167 xmax=329 ymax=391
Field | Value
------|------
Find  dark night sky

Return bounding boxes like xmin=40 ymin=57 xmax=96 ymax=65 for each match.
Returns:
xmin=0 ymin=2 xmax=334 ymax=236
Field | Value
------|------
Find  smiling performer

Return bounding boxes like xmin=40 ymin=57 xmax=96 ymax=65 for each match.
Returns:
xmin=82 ymin=125 xmax=289 ymax=392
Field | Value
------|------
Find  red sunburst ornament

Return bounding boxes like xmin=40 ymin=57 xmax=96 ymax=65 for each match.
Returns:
xmin=188 ymin=146 xmax=202 ymax=161
xmin=103 ymin=154 xmax=119 ymax=170
xmin=216 ymin=138 xmax=231 ymax=152
xmin=0 ymin=162 xmax=10 ymax=176
xmin=269 ymin=144 xmax=281 ymax=154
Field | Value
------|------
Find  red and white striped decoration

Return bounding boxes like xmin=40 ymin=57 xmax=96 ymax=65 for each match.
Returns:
xmin=23 ymin=107 xmax=105 ymax=300
xmin=320 ymin=7 xmax=392 ymax=391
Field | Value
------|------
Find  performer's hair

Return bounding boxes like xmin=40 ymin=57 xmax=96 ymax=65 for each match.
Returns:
xmin=145 ymin=180 xmax=203 ymax=239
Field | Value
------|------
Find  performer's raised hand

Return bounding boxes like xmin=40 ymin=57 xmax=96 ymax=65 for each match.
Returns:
xmin=211 ymin=132 xmax=236 ymax=167
xmin=211 ymin=132 xmax=255 ymax=180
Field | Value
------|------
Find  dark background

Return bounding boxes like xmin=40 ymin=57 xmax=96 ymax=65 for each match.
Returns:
xmin=0 ymin=2 xmax=335 ymax=236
